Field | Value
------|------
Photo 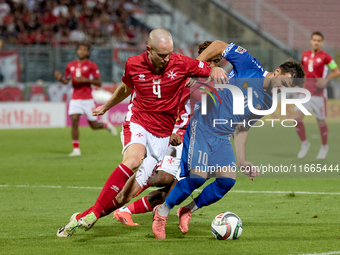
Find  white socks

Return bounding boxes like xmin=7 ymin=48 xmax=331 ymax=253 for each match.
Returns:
xmin=119 ymin=206 xmax=131 ymax=214
xmin=157 ymin=203 xmax=171 ymax=217
xmin=185 ymin=200 xmax=199 ymax=213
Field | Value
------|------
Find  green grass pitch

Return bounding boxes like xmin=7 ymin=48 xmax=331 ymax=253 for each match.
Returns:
xmin=0 ymin=123 xmax=339 ymax=255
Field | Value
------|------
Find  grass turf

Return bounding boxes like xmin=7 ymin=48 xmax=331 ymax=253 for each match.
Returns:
xmin=0 ymin=123 xmax=339 ymax=255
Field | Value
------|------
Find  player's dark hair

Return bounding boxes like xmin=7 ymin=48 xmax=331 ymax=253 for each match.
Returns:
xmin=279 ymin=59 xmax=306 ymax=87
xmin=198 ymin=41 xmax=222 ymax=62
xmin=76 ymin=43 xmax=91 ymax=59
xmin=311 ymin=31 xmax=324 ymax=40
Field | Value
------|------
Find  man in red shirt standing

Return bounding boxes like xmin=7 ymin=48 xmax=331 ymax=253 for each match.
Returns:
xmin=296 ymin=32 xmax=340 ymax=159
xmin=56 ymin=29 xmax=227 ymax=237
xmin=54 ymin=43 xmax=117 ymax=157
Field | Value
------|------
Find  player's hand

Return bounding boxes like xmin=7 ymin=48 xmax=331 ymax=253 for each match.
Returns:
xmin=185 ymin=77 xmax=198 ymax=88
xmin=54 ymin=71 xmax=62 ymax=81
xmin=93 ymin=105 xmax=108 ymax=116
xmin=170 ymin=133 xmax=182 ymax=146
xmin=74 ymin=76 xmax=89 ymax=83
xmin=210 ymin=67 xmax=229 ymax=85
xmin=239 ymin=161 xmax=259 ymax=181
xmin=316 ymin=78 xmax=328 ymax=89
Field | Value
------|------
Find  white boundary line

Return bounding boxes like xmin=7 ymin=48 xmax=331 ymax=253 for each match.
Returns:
xmin=299 ymin=251 xmax=340 ymax=255
xmin=0 ymin=185 xmax=339 ymax=195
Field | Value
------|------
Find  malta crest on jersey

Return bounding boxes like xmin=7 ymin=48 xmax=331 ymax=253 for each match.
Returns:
xmin=235 ymin=46 xmax=247 ymax=54
xmin=242 ymin=81 xmax=249 ymax=89
xmin=153 ymin=79 xmax=161 ymax=85
xmin=167 ymin=70 xmax=177 ymax=80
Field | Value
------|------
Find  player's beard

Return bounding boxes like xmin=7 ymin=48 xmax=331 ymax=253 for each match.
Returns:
xmin=78 ymin=53 xmax=89 ymax=61
xmin=265 ymin=79 xmax=274 ymax=94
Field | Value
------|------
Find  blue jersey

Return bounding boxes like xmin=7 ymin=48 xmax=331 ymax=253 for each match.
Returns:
xmin=194 ymin=43 xmax=273 ymax=139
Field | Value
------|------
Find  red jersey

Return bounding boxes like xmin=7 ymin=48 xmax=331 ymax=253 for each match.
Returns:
xmin=122 ymin=52 xmax=211 ymax=137
xmin=301 ymin=50 xmax=334 ymax=97
xmin=65 ymin=59 xmax=101 ymax=100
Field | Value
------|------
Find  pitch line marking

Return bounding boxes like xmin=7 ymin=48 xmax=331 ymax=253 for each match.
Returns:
xmin=299 ymin=251 xmax=340 ymax=255
xmin=0 ymin=185 xmax=339 ymax=195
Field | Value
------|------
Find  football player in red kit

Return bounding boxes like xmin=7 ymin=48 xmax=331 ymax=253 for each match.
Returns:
xmin=54 ymin=43 xmax=117 ymax=157
xmin=296 ymin=32 xmax=340 ymax=159
xmin=113 ymin=41 xmax=223 ymax=226
xmin=57 ymin=29 xmax=227 ymax=237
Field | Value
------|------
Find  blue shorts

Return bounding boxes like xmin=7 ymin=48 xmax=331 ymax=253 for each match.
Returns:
xmin=180 ymin=119 xmax=236 ymax=177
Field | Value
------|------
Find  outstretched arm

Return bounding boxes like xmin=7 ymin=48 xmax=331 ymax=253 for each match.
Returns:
xmin=196 ymin=41 xmax=229 ymax=62
xmin=93 ymin=82 xmax=132 ymax=116
xmin=233 ymin=124 xmax=259 ymax=180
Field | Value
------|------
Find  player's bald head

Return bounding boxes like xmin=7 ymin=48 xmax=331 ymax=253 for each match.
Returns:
xmin=147 ymin=28 xmax=173 ymax=52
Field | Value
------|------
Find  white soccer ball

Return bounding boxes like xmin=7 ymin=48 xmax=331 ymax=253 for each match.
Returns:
xmin=211 ymin=212 xmax=243 ymax=240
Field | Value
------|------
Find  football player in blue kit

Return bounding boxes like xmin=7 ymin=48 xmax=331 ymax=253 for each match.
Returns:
xmin=151 ymin=40 xmax=306 ymax=239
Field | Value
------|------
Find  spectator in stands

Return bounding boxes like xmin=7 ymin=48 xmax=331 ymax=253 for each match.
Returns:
xmin=1 ymin=0 xmax=144 ymax=46
xmin=0 ymin=0 xmax=10 ymax=27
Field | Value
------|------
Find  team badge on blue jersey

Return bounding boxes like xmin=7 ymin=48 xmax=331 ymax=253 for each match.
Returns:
xmin=255 ymin=104 xmax=261 ymax=110
xmin=242 ymin=81 xmax=249 ymax=89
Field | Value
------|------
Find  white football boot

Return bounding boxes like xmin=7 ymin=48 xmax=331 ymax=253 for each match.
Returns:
xmin=69 ymin=148 xmax=81 ymax=157
xmin=316 ymin=145 xmax=329 ymax=159
xmin=297 ymin=140 xmax=310 ymax=159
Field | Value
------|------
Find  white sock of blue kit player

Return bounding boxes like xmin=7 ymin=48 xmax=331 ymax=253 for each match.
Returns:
xmin=158 ymin=173 xmax=206 ymax=217
xmin=193 ymin=177 xmax=236 ymax=209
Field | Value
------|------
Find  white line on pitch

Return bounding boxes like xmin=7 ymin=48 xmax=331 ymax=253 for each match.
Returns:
xmin=299 ymin=251 xmax=340 ymax=255
xmin=0 ymin=184 xmax=339 ymax=195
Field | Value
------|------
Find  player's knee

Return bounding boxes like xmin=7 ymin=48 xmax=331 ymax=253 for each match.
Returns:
xmin=148 ymin=171 xmax=174 ymax=187
xmin=317 ymin=119 xmax=326 ymax=125
xmin=187 ymin=173 xmax=206 ymax=188
xmin=122 ymin=157 xmax=143 ymax=171
xmin=213 ymin=177 xmax=236 ymax=198
xmin=88 ymin=121 xmax=100 ymax=129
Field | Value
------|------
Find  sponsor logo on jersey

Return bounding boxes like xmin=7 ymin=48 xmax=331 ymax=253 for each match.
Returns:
xmin=152 ymin=79 xmax=161 ymax=84
xmin=139 ymin=74 xmax=145 ymax=80
xmin=228 ymin=70 xmax=235 ymax=78
xmin=235 ymin=46 xmax=247 ymax=54
xmin=110 ymin=185 xmax=120 ymax=192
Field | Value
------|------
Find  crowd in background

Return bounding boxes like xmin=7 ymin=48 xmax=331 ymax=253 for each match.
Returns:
xmin=0 ymin=0 xmax=149 ymax=46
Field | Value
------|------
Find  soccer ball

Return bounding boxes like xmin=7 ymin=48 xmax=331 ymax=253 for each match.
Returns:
xmin=211 ymin=212 xmax=243 ymax=240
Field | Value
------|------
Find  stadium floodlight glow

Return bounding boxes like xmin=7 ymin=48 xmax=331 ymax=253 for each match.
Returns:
xmin=201 ymin=84 xmax=312 ymax=116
